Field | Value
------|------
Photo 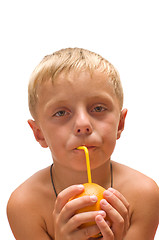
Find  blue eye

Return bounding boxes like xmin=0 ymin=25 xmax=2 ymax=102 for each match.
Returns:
xmin=53 ymin=110 xmax=67 ymax=117
xmin=93 ymin=106 xmax=106 ymax=112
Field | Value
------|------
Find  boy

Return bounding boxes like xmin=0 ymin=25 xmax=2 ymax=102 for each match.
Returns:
xmin=7 ymin=48 xmax=159 ymax=240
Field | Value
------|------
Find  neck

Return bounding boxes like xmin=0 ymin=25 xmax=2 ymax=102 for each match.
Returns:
xmin=52 ymin=159 xmax=112 ymax=194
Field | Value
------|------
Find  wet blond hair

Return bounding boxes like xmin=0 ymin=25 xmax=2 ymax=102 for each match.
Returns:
xmin=28 ymin=48 xmax=123 ymax=119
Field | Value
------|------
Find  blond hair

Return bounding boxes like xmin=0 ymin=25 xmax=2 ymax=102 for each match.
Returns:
xmin=28 ymin=48 xmax=123 ymax=118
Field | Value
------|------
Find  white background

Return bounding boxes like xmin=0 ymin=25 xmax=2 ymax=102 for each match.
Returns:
xmin=0 ymin=0 xmax=158 ymax=239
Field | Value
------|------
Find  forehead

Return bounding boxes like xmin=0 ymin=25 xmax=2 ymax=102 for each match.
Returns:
xmin=53 ymin=70 xmax=115 ymax=91
xmin=38 ymin=70 xmax=115 ymax=96
xmin=37 ymin=70 xmax=119 ymax=108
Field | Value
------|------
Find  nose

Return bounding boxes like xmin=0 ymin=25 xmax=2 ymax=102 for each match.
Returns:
xmin=73 ymin=110 xmax=93 ymax=136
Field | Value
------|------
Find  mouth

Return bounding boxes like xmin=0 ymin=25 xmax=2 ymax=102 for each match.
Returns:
xmin=85 ymin=146 xmax=96 ymax=150
xmin=74 ymin=145 xmax=96 ymax=151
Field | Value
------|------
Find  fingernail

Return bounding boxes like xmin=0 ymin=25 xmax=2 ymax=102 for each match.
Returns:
xmin=104 ymin=190 xmax=112 ymax=197
xmin=108 ymin=187 xmax=115 ymax=193
xmin=101 ymin=199 xmax=108 ymax=206
xmin=77 ymin=184 xmax=84 ymax=190
xmin=96 ymin=215 xmax=103 ymax=222
xmin=98 ymin=210 xmax=106 ymax=217
xmin=90 ymin=195 xmax=98 ymax=202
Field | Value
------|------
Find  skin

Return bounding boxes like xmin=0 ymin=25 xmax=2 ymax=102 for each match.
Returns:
xmin=7 ymin=70 xmax=159 ymax=240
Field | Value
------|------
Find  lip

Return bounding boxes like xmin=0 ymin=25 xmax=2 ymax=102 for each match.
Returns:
xmin=73 ymin=146 xmax=96 ymax=151
xmin=85 ymin=146 xmax=96 ymax=150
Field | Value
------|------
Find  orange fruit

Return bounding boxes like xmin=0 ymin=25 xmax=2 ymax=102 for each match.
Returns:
xmin=71 ymin=183 xmax=107 ymax=238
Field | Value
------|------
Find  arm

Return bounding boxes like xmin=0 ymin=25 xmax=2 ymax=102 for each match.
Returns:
xmin=7 ymin=190 xmax=52 ymax=240
xmin=7 ymin=184 xmax=105 ymax=240
xmin=124 ymin=179 xmax=159 ymax=240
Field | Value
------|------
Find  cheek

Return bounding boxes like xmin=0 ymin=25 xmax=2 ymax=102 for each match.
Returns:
xmin=99 ymin=120 xmax=118 ymax=150
xmin=99 ymin=118 xmax=118 ymax=140
xmin=44 ymin=127 xmax=68 ymax=155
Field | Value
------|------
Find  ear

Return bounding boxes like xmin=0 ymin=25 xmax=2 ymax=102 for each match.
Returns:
xmin=117 ymin=108 xmax=128 ymax=140
xmin=28 ymin=120 xmax=48 ymax=148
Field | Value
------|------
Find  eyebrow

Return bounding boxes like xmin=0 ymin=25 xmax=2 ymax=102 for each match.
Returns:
xmin=44 ymin=92 xmax=114 ymax=110
xmin=87 ymin=92 xmax=115 ymax=104
xmin=44 ymin=99 xmax=70 ymax=110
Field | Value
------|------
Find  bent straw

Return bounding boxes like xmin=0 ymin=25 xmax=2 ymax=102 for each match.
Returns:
xmin=77 ymin=146 xmax=92 ymax=183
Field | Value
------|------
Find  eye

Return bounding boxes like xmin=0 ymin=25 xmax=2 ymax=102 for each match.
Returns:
xmin=92 ymin=105 xmax=107 ymax=112
xmin=53 ymin=110 xmax=68 ymax=117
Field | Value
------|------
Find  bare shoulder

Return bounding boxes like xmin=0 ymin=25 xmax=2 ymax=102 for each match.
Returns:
xmin=113 ymin=161 xmax=159 ymax=206
xmin=7 ymin=166 xmax=51 ymax=206
xmin=113 ymin=160 xmax=158 ymax=190
xmin=113 ymin=161 xmax=159 ymax=239
xmin=7 ymin=166 xmax=54 ymax=240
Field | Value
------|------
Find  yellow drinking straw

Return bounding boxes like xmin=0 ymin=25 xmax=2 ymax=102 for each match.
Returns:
xmin=77 ymin=146 xmax=92 ymax=183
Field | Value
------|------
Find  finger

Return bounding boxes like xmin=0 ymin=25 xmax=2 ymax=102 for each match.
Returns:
xmin=100 ymin=199 xmax=124 ymax=239
xmin=68 ymin=210 xmax=106 ymax=230
xmin=103 ymin=189 xmax=130 ymax=231
xmin=71 ymin=223 xmax=102 ymax=240
xmin=95 ymin=215 xmax=114 ymax=239
xmin=54 ymin=184 xmax=84 ymax=213
xmin=62 ymin=211 xmax=105 ymax=239
xmin=103 ymin=189 xmax=129 ymax=219
xmin=60 ymin=195 xmax=98 ymax=223
xmin=107 ymin=188 xmax=129 ymax=210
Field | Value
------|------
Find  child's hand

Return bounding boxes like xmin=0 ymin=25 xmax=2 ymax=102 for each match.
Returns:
xmin=53 ymin=185 xmax=106 ymax=240
xmin=95 ymin=188 xmax=130 ymax=240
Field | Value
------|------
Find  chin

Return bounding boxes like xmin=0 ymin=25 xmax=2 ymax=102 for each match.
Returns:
xmin=73 ymin=160 xmax=105 ymax=172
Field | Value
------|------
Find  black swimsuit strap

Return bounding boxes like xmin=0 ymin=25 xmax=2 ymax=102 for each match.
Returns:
xmin=50 ymin=161 xmax=113 ymax=197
